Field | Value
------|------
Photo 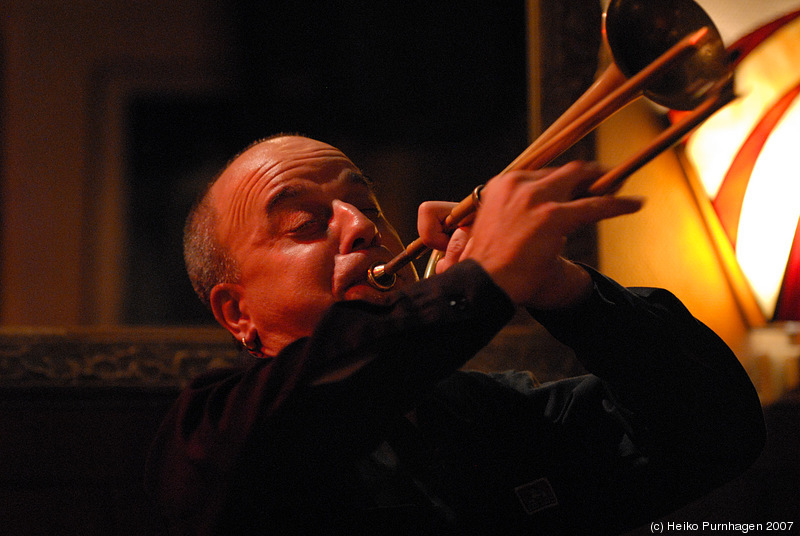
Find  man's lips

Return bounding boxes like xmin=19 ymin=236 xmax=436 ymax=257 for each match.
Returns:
xmin=343 ymin=282 xmax=394 ymax=304
xmin=334 ymin=251 xmax=395 ymax=300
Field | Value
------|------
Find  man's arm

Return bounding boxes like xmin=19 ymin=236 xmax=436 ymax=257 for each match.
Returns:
xmin=410 ymin=162 xmax=762 ymax=533
xmin=145 ymin=260 xmax=516 ymax=528
xmin=521 ymin=267 xmax=766 ymax=533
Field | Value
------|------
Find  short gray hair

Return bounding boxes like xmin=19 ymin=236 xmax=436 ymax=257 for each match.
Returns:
xmin=184 ymin=134 xmax=304 ymax=307
xmin=183 ymin=182 xmax=240 ymax=309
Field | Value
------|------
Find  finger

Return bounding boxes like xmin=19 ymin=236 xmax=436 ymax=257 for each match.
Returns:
xmin=557 ymin=195 xmax=645 ymax=233
xmin=435 ymin=228 xmax=470 ymax=274
xmin=478 ymin=162 xmax=605 ymax=210
xmin=418 ymin=201 xmax=457 ymax=251
xmin=534 ymin=161 xmax=607 ymax=200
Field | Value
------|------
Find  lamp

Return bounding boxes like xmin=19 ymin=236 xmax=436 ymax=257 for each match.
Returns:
xmin=680 ymin=8 xmax=800 ymax=323
xmin=678 ymin=9 xmax=800 ymax=401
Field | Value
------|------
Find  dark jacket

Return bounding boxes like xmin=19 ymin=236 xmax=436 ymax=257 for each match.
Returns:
xmin=146 ymin=261 xmax=765 ymax=535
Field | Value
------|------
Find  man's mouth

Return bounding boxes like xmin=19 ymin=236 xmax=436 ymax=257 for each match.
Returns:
xmin=335 ymin=252 xmax=399 ymax=303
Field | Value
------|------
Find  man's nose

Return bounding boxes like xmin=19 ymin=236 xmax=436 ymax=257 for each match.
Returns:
xmin=333 ymin=200 xmax=381 ymax=254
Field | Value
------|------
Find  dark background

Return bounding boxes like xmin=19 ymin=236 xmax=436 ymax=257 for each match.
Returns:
xmin=124 ymin=1 xmax=530 ymax=324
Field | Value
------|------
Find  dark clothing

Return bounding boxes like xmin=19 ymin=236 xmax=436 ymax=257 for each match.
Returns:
xmin=146 ymin=261 xmax=765 ymax=535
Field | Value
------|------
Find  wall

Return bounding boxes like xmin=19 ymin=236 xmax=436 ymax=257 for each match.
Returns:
xmin=596 ymin=100 xmax=751 ymax=355
xmin=0 ymin=0 xmax=228 ymax=325
xmin=595 ymin=0 xmax=800 ymax=360
xmin=0 ymin=1 xmax=533 ymax=326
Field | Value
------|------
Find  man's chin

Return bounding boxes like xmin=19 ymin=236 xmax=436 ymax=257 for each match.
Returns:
xmin=343 ymin=283 xmax=399 ymax=305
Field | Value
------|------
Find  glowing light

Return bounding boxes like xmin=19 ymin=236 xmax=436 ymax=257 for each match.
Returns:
xmin=686 ymin=15 xmax=800 ymax=198
xmin=736 ymin=97 xmax=800 ymax=313
xmin=683 ymin=12 xmax=800 ymax=320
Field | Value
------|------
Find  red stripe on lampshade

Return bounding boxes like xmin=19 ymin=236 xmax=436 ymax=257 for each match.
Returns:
xmin=712 ymin=81 xmax=800 ymax=248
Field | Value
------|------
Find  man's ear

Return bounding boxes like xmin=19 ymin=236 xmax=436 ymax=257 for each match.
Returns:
xmin=209 ymin=283 xmax=251 ymax=340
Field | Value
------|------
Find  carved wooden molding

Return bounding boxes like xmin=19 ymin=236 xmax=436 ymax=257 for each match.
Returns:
xmin=0 ymin=326 xmax=240 ymax=390
xmin=0 ymin=323 xmax=583 ymax=390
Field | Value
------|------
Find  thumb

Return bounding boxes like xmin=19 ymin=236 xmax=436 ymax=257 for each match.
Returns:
xmin=435 ymin=227 xmax=470 ymax=274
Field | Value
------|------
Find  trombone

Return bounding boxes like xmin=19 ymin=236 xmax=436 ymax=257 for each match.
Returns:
xmin=368 ymin=0 xmax=735 ymax=291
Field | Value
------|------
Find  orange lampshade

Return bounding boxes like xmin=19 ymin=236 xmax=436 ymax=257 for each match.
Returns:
xmin=681 ymin=9 xmax=800 ymax=322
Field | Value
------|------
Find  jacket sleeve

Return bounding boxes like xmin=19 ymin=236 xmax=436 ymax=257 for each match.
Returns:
xmin=144 ymin=260 xmax=515 ymax=530
xmin=518 ymin=266 xmax=766 ymax=533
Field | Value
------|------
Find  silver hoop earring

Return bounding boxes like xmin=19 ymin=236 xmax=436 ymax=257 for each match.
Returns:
xmin=241 ymin=334 xmax=263 ymax=357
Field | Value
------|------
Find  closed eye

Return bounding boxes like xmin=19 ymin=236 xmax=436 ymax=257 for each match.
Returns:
xmin=283 ymin=210 xmax=329 ymax=238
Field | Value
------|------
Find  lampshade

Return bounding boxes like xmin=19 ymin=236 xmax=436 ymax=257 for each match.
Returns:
xmin=681 ymin=9 xmax=800 ymax=322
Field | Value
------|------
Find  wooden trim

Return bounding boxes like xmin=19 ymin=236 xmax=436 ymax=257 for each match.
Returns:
xmin=677 ymin=147 xmax=767 ymax=328
xmin=0 ymin=326 xmax=239 ymax=389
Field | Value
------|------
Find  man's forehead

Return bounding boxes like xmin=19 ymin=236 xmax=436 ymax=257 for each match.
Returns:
xmin=217 ymin=137 xmax=329 ymax=191
xmin=209 ymin=137 xmax=375 ymax=233
xmin=265 ymin=170 xmax=374 ymax=215
xmin=235 ymin=137 xmax=363 ymax=185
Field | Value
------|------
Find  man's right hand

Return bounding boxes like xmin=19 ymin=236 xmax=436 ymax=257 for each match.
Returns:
xmin=417 ymin=162 xmax=644 ymax=310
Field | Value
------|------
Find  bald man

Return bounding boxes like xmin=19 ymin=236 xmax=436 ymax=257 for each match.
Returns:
xmin=147 ymin=135 xmax=764 ymax=535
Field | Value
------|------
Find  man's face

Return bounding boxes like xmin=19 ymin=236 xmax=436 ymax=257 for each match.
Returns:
xmin=211 ymin=136 xmax=417 ymax=354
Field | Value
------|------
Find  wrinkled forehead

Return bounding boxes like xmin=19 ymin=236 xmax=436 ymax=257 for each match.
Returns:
xmin=209 ymin=136 xmax=365 ymax=241
xmin=221 ymin=136 xmax=358 ymax=189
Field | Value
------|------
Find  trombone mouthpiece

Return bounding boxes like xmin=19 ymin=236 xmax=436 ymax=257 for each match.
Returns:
xmin=367 ymin=262 xmax=397 ymax=291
